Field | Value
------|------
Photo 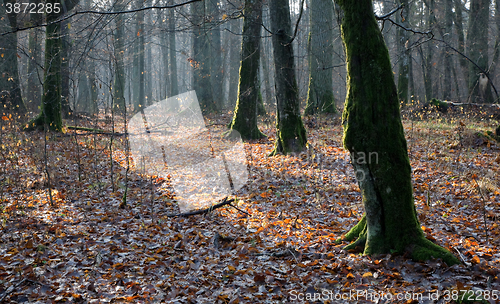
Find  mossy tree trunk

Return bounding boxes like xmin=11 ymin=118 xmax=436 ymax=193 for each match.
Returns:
xmin=26 ymin=0 xmax=80 ymax=131
xmin=192 ymin=0 xmax=215 ymax=113
xmin=337 ymin=0 xmax=459 ymax=266
xmin=466 ymin=0 xmax=493 ymax=103
xmin=396 ymin=0 xmax=409 ymax=105
xmin=304 ymin=0 xmax=336 ymax=115
xmin=269 ymin=0 xmax=307 ymax=155
xmin=1 ymin=0 xmax=27 ymax=113
xmin=229 ymin=0 xmax=265 ymax=140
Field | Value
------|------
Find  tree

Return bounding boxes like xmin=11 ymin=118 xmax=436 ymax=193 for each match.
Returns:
xmin=466 ymin=0 xmax=492 ymax=103
xmin=423 ymin=0 xmax=435 ymax=102
xmin=304 ymin=0 xmax=336 ymax=115
xmin=113 ymin=0 xmax=127 ymax=114
xmin=26 ymin=0 xmax=80 ymax=131
xmin=227 ymin=18 xmax=242 ymax=107
xmin=167 ymin=0 xmax=179 ymax=98
xmin=442 ymin=0 xmax=453 ymax=101
xmin=192 ymin=0 xmax=215 ymax=112
xmin=228 ymin=0 xmax=266 ymax=140
xmin=396 ymin=0 xmax=410 ymax=105
xmin=1 ymin=0 xmax=27 ymax=113
xmin=337 ymin=0 xmax=459 ymax=265
xmin=269 ymin=0 xmax=307 ymax=155
xmin=26 ymin=0 xmax=43 ymax=112
xmin=134 ymin=0 xmax=146 ymax=112
xmin=207 ymin=0 xmax=223 ymax=109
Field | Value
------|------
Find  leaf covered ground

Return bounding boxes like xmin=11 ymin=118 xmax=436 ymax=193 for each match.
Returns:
xmin=0 ymin=112 xmax=499 ymax=303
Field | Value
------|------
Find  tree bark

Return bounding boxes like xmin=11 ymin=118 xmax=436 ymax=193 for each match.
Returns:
xmin=304 ymin=0 xmax=336 ymax=115
xmin=229 ymin=0 xmax=265 ymax=140
xmin=269 ymin=0 xmax=307 ymax=155
xmin=337 ymin=0 xmax=459 ymax=265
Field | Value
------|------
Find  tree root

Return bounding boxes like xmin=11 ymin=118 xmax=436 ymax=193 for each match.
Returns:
xmin=340 ymin=215 xmax=460 ymax=266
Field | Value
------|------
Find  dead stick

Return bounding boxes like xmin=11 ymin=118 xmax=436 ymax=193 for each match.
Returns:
xmin=166 ymin=198 xmax=235 ymax=217
xmin=0 ymin=278 xmax=26 ymax=302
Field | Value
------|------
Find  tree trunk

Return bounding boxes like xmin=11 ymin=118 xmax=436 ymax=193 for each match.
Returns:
xmin=396 ymin=0 xmax=410 ymax=105
xmin=1 ymin=0 xmax=27 ymax=113
xmin=113 ymin=5 xmax=126 ymax=114
xmin=337 ymin=0 xmax=459 ymax=266
xmin=227 ymin=18 xmax=242 ymax=107
xmin=168 ymin=0 xmax=179 ymax=97
xmin=269 ymin=0 xmax=307 ymax=155
xmin=26 ymin=0 xmax=43 ymax=112
xmin=134 ymin=1 xmax=146 ymax=112
xmin=26 ymin=0 xmax=80 ymax=131
xmin=229 ymin=0 xmax=265 ymax=140
xmin=467 ymin=0 xmax=492 ymax=103
xmin=304 ymin=0 xmax=336 ymax=115
xmin=423 ymin=0 xmax=434 ymax=102
xmin=192 ymin=0 xmax=215 ymax=113
xmin=207 ymin=0 xmax=223 ymax=110
xmin=454 ymin=0 xmax=467 ymax=86
xmin=61 ymin=19 xmax=73 ymax=117
xmin=442 ymin=0 xmax=453 ymax=100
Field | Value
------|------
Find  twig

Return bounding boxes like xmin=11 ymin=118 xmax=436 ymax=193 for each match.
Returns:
xmin=229 ymin=203 xmax=250 ymax=215
xmin=166 ymin=197 xmax=235 ymax=217
xmin=454 ymin=247 xmax=471 ymax=266
xmin=1 ymin=0 xmax=202 ymax=36
xmin=472 ymin=178 xmax=490 ymax=243
xmin=0 ymin=278 xmax=27 ymax=302
xmin=375 ymin=5 xmax=403 ymax=20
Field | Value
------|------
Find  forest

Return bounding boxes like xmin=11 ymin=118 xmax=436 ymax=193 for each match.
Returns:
xmin=1 ymin=0 xmax=500 ymax=302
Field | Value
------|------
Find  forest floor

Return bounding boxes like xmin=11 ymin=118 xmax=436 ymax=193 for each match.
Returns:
xmin=0 ymin=110 xmax=499 ymax=303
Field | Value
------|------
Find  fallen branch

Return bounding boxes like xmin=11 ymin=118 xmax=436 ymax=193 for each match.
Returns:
xmin=66 ymin=126 xmax=126 ymax=136
xmin=166 ymin=197 xmax=235 ymax=217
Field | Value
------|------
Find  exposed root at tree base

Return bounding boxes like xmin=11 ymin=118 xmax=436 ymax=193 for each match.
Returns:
xmin=24 ymin=115 xmax=63 ymax=132
xmin=340 ymin=215 xmax=460 ymax=266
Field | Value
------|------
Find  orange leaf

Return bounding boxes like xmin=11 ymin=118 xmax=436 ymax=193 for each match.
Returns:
xmin=346 ymin=272 xmax=355 ymax=279
xmin=471 ymin=255 xmax=480 ymax=264
xmin=1 ymin=116 xmax=8 ymax=121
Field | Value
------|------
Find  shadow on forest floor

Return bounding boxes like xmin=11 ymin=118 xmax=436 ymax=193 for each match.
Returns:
xmin=0 ymin=111 xmax=499 ymax=303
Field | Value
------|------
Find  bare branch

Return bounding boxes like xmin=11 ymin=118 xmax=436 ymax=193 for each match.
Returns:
xmin=1 ymin=0 xmax=202 ymax=36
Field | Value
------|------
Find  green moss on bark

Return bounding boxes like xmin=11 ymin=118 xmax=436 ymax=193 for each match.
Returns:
xmin=25 ymin=21 xmax=63 ymax=132
xmin=229 ymin=0 xmax=266 ymax=141
xmin=337 ymin=0 xmax=459 ymax=266
xmin=269 ymin=0 xmax=307 ymax=155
